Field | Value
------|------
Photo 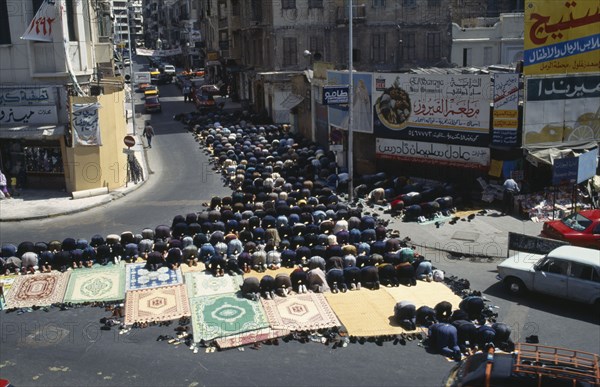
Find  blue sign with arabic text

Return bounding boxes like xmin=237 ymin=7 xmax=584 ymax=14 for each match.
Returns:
xmin=322 ymin=85 xmax=349 ymax=105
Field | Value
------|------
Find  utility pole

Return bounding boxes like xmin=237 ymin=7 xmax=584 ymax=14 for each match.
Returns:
xmin=126 ymin=3 xmax=136 ymax=135
xmin=348 ymin=1 xmax=354 ymax=202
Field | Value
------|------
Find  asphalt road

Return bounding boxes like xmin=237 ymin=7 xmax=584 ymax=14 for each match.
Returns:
xmin=0 ymin=57 xmax=598 ymax=386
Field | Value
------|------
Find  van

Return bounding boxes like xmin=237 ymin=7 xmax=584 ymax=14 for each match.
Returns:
xmin=161 ymin=65 xmax=176 ymax=75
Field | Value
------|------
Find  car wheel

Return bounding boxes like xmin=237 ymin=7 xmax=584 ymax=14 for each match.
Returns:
xmin=504 ymin=277 xmax=527 ymax=295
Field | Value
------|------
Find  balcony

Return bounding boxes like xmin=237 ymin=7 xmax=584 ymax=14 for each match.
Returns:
xmin=336 ymin=4 xmax=366 ymax=24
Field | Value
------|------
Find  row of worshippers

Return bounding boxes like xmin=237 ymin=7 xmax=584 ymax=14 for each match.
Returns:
xmin=394 ymin=295 xmax=514 ymax=361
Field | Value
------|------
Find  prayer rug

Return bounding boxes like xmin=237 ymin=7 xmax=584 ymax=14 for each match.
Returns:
xmin=215 ymin=328 xmax=290 ymax=349
xmin=125 ymin=263 xmax=183 ymax=291
xmin=185 ymin=272 xmax=243 ymax=298
xmin=261 ymin=293 xmax=341 ymax=331
xmin=0 ymin=275 xmax=17 ymax=297
xmin=5 ymin=272 xmax=70 ymax=309
xmin=383 ymin=281 xmax=463 ymax=310
xmin=124 ymin=284 xmax=191 ymax=325
xmin=189 ymin=293 xmax=269 ymax=343
xmin=324 ymin=289 xmax=409 ymax=337
xmin=64 ymin=265 xmax=125 ymax=303
xmin=180 ymin=262 xmax=206 ymax=274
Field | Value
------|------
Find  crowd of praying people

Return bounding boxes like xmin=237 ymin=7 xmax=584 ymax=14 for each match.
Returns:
xmin=0 ymin=119 xmax=513 ymax=359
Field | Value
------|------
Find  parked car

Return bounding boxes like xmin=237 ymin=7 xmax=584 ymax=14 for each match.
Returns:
xmin=541 ymin=209 xmax=600 ymax=249
xmin=194 ymin=92 xmax=215 ymax=109
xmin=123 ymin=58 xmax=131 ymax=66
xmin=496 ymin=245 xmax=600 ymax=307
xmin=444 ymin=343 xmax=599 ymax=387
xmin=156 ymin=73 xmax=173 ymax=85
xmin=144 ymin=96 xmax=161 ymax=113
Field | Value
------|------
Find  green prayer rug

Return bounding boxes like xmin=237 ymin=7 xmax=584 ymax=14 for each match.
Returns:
xmin=64 ymin=266 xmax=125 ymax=303
xmin=190 ymin=293 xmax=269 ymax=343
xmin=185 ymin=272 xmax=243 ymax=298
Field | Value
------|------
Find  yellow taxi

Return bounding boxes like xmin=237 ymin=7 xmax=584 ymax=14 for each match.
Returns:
xmin=144 ymin=85 xmax=159 ymax=98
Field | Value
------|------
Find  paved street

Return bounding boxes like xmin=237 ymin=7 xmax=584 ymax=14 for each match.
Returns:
xmin=0 ymin=57 xmax=598 ymax=387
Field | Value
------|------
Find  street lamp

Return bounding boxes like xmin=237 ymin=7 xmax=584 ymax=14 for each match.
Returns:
xmin=347 ymin=1 xmax=354 ymax=202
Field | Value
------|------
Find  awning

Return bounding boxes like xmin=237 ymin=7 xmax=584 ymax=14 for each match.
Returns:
xmin=280 ymin=93 xmax=304 ymax=109
xmin=0 ymin=124 xmax=65 ymax=140
xmin=524 ymin=140 xmax=598 ymax=165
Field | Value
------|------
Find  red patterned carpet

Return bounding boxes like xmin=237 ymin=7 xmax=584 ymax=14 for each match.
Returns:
xmin=261 ymin=293 xmax=341 ymax=331
xmin=5 ymin=272 xmax=70 ymax=308
xmin=124 ymin=284 xmax=191 ymax=325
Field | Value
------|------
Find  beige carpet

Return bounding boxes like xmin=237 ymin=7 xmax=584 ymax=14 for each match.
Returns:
xmin=5 ymin=272 xmax=70 ymax=308
xmin=124 ymin=284 xmax=191 ymax=325
xmin=325 ymin=289 xmax=411 ymax=337
xmin=383 ymin=281 xmax=463 ymax=310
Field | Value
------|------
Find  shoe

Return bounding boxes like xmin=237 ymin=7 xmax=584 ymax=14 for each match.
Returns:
xmin=356 ymin=282 xmax=361 ymax=290
xmin=350 ymin=283 xmax=356 ymax=291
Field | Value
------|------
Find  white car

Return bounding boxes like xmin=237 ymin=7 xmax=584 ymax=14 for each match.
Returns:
xmin=123 ymin=58 xmax=131 ymax=66
xmin=497 ymin=245 xmax=600 ymax=307
xmin=162 ymin=65 xmax=176 ymax=75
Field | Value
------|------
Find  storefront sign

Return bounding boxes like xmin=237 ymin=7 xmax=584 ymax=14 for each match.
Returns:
xmin=0 ymin=87 xmax=55 ymax=106
xmin=327 ymin=71 xmax=373 ymax=134
xmin=322 ymin=85 xmax=349 ymax=105
xmin=72 ymin=103 xmax=102 ymax=146
xmin=524 ymin=0 xmax=600 ymax=75
xmin=0 ymin=106 xmax=57 ymax=124
xmin=491 ymin=73 xmax=519 ymax=147
xmin=375 ymin=138 xmax=490 ymax=169
xmin=552 ymin=156 xmax=578 ymax=185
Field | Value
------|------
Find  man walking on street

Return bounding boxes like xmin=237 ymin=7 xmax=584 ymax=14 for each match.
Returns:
xmin=143 ymin=122 xmax=155 ymax=148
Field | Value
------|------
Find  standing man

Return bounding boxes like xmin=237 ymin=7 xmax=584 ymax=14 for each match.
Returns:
xmin=502 ymin=177 xmax=520 ymax=215
xmin=183 ymin=83 xmax=191 ymax=102
xmin=143 ymin=121 xmax=155 ymax=148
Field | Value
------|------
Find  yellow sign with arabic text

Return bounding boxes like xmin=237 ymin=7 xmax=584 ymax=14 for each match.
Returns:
xmin=524 ymin=0 xmax=600 ymax=75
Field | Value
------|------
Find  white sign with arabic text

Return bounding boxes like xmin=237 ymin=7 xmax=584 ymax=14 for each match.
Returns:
xmin=0 ymin=106 xmax=58 ymax=125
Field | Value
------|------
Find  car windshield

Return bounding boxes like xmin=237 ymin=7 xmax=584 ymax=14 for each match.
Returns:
xmin=146 ymin=97 xmax=159 ymax=104
xmin=560 ymin=213 xmax=592 ymax=231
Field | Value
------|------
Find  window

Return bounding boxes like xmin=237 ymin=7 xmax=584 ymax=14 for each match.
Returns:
xmin=65 ymin=0 xmax=77 ymax=41
xmin=403 ymin=0 xmax=416 ymax=6
xmin=0 ymin=0 xmax=11 ymax=44
xmin=540 ymin=259 xmax=568 ymax=275
xmin=373 ymin=0 xmax=385 ymax=6
xmin=352 ymin=48 xmax=361 ymax=62
xmin=282 ymin=0 xmax=296 ymax=9
xmin=232 ymin=0 xmax=240 ymax=16
xmin=428 ymin=0 xmax=441 ymax=6
xmin=309 ymin=35 xmax=323 ymax=60
xmin=569 ymin=262 xmax=596 ymax=281
xmin=283 ymin=37 xmax=297 ymax=66
xmin=426 ymin=32 xmax=441 ymax=61
xmin=24 ymin=147 xmax=64 ymax=174
xmin=483 ymin=46 xmax=493 ymax=65
xmin=309 ymin=0 xmax=323 ymax=8
xmin=372 ymin=34 xmax=386 ymax=63
xmin=463 ymin=48 xmax=472 ymax=66
xmin=402 ymin=32 xmax=415 ymax=62
xmin=32 ymin=0 xmax=44 ymax=13
xmin=250 ymin=0 xmax=262 ymax=21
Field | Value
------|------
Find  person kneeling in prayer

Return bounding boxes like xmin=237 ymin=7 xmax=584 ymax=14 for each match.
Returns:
xmin=428 ymin=323 xmax=462 ymax=361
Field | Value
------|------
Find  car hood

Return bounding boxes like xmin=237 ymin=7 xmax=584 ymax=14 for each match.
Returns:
xmin=497 ymin=252 xmax=543 ymax=272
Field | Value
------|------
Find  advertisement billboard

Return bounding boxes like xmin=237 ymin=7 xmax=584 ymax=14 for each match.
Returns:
xmin=524 ymin=74 xmax=600 ymax=145
xmin=327 ymin=71 xmax=373 ymax=134
xmin=524 ymin=0 xmax=600 ymax=75
xmin=492 ymin=73 xmax=520 ymax=147
xmin=372 ymin=73 xmax=491 ymax=147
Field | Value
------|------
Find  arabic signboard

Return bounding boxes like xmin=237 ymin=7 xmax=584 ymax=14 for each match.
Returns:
xmin=524 ymin=74 xmax=600 ymax=146
xmin=552 ymin=156 xmax=578 ymax=185
xmin=71 ymin=103 xmax=102 ymax=146
xmin=327 ymin=71 xmax=373 ymax=134
xmin=491 ymin=73 xmax=519 ymax=147
xmin=577 ymin=147 xmax=598 ymax=184
xmin=372 ymin=73 xmax=491 ymax=147
xmin=21 ymin=0 xmax=60 ymax=42
xmin=322 ymin=85 xmax=349 ymax=105
xmin=0 ymin=106 xmax=58 ymax=125
xmin=375 ymin=137 xmax=490 ymax=170
xmin=0 ymin=87 xmax=56 ymax=106
xmin=524 ymin=0 xmax=600 ymax=75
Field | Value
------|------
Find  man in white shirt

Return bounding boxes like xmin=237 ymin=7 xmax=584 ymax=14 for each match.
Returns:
xmin=502 ymin=178 xmax=520 ymax=215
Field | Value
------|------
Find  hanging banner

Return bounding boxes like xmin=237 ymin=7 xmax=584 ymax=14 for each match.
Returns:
xmin=71 ymin=103 xmax=102 ymax=146
xmin=492 ymin=73 xmax=519 ymax=147
xmin=524 ymin=0 xmax=600 ymax=75
xmin=136 ymin=47 xmax=183 ymax=57
xmin=524 ymin=74 xmax=600 ymax=145
xmin=21 ymin=0 xmax=61 ymax=42
xmin=371 ymin=73 xmax=491 ymax=147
